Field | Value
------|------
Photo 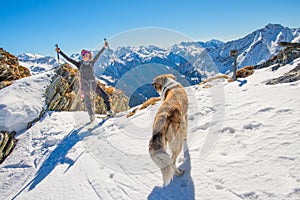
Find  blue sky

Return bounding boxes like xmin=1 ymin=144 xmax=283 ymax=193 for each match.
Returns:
xmin=1 ymin=0 xmax=299 ymax=56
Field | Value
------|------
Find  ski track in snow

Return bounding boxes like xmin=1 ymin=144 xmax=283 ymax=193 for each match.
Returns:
xmin=1 ymin=59 xmax=300 ymax=199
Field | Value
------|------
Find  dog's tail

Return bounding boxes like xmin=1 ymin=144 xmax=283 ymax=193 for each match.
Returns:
xmin=149 ymin=131 xmax=174 ymax=186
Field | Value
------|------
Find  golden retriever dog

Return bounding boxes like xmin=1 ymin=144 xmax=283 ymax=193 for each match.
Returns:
xmin=149 ymin=74 xmax=188 ymax=186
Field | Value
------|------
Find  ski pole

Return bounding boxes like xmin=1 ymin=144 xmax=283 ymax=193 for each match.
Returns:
xmin=104 ymin=38 xmax=116 ymax=64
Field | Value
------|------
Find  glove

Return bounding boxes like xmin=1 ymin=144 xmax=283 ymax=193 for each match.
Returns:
xmin=55 ymin=47 xmax=61 ymax=53
xmin=104 ymin=39 xmax=109 ymax=49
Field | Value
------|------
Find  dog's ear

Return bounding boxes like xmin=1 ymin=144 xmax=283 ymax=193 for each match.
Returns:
xmin=152 ymin=75 xmax=163 ymax=92
xmin=153 ymin=74 xmax=176 ymax=87
xmin=152 ymin=76 xmax=159 ymax=86
xmin=165 ymin=74 xmax=176 ymax=80
xmin=153 ymin=83 xmax=162 ymax=92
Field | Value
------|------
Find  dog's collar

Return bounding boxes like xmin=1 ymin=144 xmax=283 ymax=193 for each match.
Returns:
xmin=161 ymin=78 xmax=179 ymax=100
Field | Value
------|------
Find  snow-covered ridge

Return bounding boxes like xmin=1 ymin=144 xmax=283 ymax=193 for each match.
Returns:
xmin=16 ymin=24 xmax=300 ymax=107
xmin=18 ymin=24 xmax=300 ymax=81
xmin=18 ymin=53 xmax=57 ymax=75
xmin=94 ymin=24 xmax=300 ymax=85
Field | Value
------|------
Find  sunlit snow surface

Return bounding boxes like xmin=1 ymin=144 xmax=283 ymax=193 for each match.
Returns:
xmin=0 ymin=59 xmax=300 ymax=199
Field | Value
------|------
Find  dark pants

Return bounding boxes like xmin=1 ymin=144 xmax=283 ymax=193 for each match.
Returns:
xmin=81 ymin=80 xmax=111 ymax=117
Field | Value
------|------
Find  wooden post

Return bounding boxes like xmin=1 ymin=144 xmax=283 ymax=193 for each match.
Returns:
xmin=230 ymin=50 xmax=238 ymax=81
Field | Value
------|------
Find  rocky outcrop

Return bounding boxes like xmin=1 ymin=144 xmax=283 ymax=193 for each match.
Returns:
xmin=253 ymin=42 xmax=300 ymax=85
xmin=266 ymin=63 xmax=300 ymax=85
xmin=0 ymin=131 xmax=18 ymax=164
xmin=236 ymin=66 xmax=255 ymax=78
xmin=0 ymin=48 xmax=31 ymax=90
xmin=46 ymin=64 xmax=129 ymax=114
xmin=255 ymin=44 xmax=300 ymax=70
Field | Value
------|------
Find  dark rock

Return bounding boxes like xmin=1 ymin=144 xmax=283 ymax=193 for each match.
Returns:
xmin=0 ymin=131 xmax=18 ymax=165
xmin=46 ymin=64 xmax=129 ymax=114
xmin=266 ymin=63 xmax=300 ymax=85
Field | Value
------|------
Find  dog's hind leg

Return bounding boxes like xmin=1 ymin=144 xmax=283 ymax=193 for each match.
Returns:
xmin=183 ymin=114 xmax=188 ymax=140
xmin=169 ymin=136 xmax=185 ymax=176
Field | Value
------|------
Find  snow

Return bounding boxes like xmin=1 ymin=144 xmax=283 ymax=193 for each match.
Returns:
xmin=292 ymin=35 xmax=300 ymax=43
xmin=1 ymin=59 xmax=300 ymax=199
xmin=0 ymin=71 xmax=52 ymax=132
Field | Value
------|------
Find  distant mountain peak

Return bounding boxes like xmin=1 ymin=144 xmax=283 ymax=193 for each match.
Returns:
xmin=18 ymin=52 xmax=45 ymax=60
xmin=206 ymin=39 xmax=224 ymax=44
xmin=264 ymin=23 xmax=285 ymax=30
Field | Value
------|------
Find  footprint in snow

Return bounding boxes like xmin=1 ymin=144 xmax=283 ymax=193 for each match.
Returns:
xmin=221 ymin=126 xmax=235 ymax=134
xmin=256 ymin=107 xmax=275 ymax=113
xmin=243 ymin=121 xmax=262 ymax=130
xmin=276 ymin=108 xmax=293 ymax=113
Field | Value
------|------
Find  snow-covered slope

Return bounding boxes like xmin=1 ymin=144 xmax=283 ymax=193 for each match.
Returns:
xmin=1 ymin=58 xmax=300 ymax=199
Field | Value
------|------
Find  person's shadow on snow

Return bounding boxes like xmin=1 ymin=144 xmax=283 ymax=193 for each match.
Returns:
xmin=12 ymin=119 xmax=108 ymax=199
xmin=148 ymin=141 xmax=195 ymax=200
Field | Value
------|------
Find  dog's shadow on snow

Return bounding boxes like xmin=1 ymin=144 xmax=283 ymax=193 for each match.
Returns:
xmin=148 ymin=142 xmax=195 ymax=200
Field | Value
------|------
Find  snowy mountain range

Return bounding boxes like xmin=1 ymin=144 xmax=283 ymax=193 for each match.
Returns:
xmin=18 ymin=53 xmax=57 ymax=75
xmin=19 ymin=23 xmax=300 ymax=79
xmin=214 ymin=23 xmax=300 ymax=72
xmin=17 ymin=23 xmax=300 ymax=106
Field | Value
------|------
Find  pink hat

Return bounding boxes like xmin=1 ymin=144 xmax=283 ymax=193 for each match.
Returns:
xmin=81 ymin=49 xmax=91 ymax=56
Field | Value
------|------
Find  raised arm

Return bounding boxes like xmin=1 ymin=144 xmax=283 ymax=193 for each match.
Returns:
xmin=91 ymin=39 xmax=109 ymax=65
xmin=55 ymin=46 xmax=81 ymax=68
